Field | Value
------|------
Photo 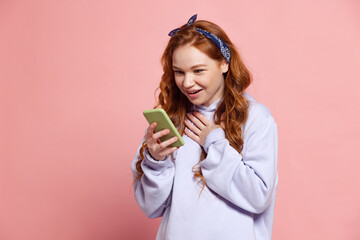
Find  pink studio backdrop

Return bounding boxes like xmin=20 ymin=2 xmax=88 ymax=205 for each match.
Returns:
xmin=1 ymin=0 xmax=359 ymax=239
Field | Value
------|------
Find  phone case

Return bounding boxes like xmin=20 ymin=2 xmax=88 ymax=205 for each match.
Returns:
xmin=143 ymin=109 xmax=184 ymax=147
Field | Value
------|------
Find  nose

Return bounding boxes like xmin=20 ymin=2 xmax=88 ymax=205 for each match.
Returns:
xmin=183 ymin=73 xmax=195 ymax=88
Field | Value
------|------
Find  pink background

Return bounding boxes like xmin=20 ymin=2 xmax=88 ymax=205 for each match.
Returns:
xmin=1 ymin=0 xmax=360 ymax=239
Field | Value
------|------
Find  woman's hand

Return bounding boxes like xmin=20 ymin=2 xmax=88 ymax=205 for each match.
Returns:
xmin=184 ymin=112 xmax=222 ymax=147
xmin=145 ymin=122 xmax=179 ymax=161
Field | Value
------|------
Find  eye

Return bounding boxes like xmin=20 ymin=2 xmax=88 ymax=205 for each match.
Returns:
xmin=194 ymin=69 xmax=204 ymax=74
xmin=174 ymin=70 xmax=184 ymax=75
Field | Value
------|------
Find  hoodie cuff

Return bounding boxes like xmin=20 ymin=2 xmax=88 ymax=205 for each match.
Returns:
xmin=204 ymin=128 xmax=226 ymax=153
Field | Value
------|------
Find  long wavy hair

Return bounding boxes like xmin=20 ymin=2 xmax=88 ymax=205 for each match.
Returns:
xmin=134 ymin=19 xmax=252 ymax=188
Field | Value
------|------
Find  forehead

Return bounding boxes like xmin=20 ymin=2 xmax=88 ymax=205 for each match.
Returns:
xmin=172 ymin=44 xmax=216 ymax=68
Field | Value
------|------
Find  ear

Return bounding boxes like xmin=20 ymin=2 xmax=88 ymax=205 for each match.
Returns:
xmin=220 ymin=61 xmax=229 ymax=73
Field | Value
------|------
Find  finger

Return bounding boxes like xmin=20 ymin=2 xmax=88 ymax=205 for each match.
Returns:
xmin=159 ymin=146 xmax=179 ymax=157
xmin=187 ymin=113 xmax=206 ymax=130
xmin=192 ymin=112 xmax=212 ymax=126
xmin=184 ymin=119 xmax=201 ymax=136
xmin=159 ymin=136 xmax=178 ymax=148
xmin=146 ymin=122 xmax=157 ymax=139
xmin=185 ymin=128 xmax=201 ymax=145
xmin=150 ymin=138 xmax=179 ymax=161
xmin=152 ymin=129 xmax=170 ymax=141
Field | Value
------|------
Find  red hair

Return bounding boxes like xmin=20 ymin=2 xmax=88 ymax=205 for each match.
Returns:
xmin=134 ymin=19 xmax=252 ymax=188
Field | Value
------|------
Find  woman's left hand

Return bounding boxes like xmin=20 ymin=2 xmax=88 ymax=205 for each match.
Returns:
xmin=184 ymin=112 xmax=222 ymax=147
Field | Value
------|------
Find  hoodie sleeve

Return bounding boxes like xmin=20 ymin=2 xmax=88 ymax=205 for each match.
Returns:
xmin=200 ymin=105 xmax=278 ymax=214
xmin=132 ymin=142 xmax=175 ymax=218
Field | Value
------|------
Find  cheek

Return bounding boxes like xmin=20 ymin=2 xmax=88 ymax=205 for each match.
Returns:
xmin=213 ymin=72 xmax=225 ymax=86
xmin=196 ymin=74 xmax=210 ymax=88
xmin=174 ymin=77 xmax=182 ymax=90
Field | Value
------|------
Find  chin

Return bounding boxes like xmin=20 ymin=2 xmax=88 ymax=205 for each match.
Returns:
xmin=189 ymin=99 xmax=204 ymax=106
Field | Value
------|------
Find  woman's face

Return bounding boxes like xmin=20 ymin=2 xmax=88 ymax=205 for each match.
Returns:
xmin=172 ymin=44 xmax=229 ymax=107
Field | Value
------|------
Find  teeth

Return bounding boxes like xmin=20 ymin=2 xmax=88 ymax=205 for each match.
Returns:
xmin=189 ymin=90 xmax=200 ymax=94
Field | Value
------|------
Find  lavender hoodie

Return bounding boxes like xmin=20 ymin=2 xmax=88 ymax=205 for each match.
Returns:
xmin=132 ymin=93 xmax=278 ymax=240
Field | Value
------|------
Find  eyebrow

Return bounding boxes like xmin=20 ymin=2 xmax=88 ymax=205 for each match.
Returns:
xmin=172 ymin=64 xmax=207 ymax=69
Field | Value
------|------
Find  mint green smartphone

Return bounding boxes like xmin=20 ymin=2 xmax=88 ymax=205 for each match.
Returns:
xmin=143 ymin=109 xmax=184 ymax=147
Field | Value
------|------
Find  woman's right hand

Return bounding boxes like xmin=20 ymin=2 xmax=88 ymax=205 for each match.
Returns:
xmin=145 ymin=122 xmax=179 ymax=161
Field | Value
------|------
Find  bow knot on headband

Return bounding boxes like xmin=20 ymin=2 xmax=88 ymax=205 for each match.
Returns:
xmin=168 ymin=14 xmax=231 ymax=64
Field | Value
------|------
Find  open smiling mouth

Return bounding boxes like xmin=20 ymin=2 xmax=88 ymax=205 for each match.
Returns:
xmin=188 ymin=89 xmax=202 ymax=95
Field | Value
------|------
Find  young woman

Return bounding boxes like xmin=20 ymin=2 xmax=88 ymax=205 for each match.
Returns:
xmin=132 ymin=14 xmax=278 ymax=240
